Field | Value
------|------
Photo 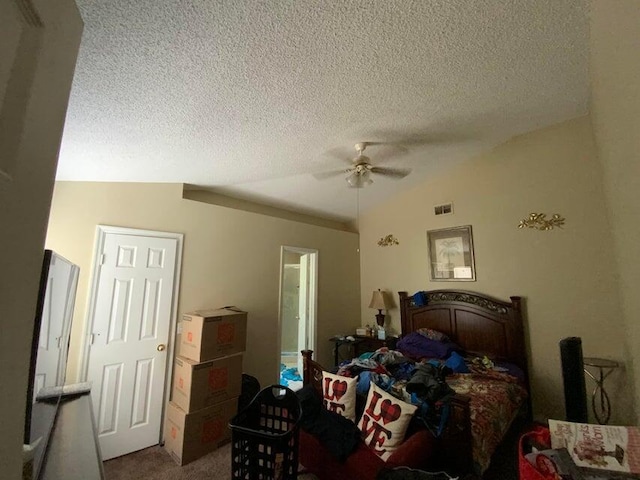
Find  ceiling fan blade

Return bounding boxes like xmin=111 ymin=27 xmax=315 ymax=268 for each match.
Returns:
xmin=366 ymin=130 xmax=472 ymax=149
xmin=312 ymin=169 xmax=348 ymax=180
xmin=322 ymin=147 xmax=356 ymax=165
xmin=370 ymin=166 xmax=412 ymax=179
xmin=366 ymin=145 xmax=410 ymax=164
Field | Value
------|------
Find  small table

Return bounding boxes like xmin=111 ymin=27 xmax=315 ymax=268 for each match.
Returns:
xmin=352 ymin=335 xmax=397 ymax=358
xmin=328 ymin=337 xmax=362 ymax=367
xmin=583 ymin=357 xmax=620 ymax=425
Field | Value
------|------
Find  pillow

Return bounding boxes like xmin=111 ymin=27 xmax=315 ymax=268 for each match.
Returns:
xmin=412 ymin=291 xmax=428 ymax=306
xmin=416 ymin=328 xmax=450 ymax=343
xmin=322 ymin=371 xmax=357 ymax=421
xmin=396 ymin=332 xmax=460 ymax=360
xmin=444 ymin=351 xmax=469 ymax=373
xmin=357 ymin=383 xmax=417 ymax=460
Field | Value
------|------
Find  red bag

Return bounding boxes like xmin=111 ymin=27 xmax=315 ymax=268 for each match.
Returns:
xmin=518 ymin=425 xmax=555 ymax=480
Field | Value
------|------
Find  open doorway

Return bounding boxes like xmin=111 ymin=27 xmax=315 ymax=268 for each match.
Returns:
xmin=278 ymin=246 xmax=318 ymax=390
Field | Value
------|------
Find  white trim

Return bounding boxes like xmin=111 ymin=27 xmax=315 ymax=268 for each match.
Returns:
xmin=78 ymin=225 xmax=183 ymax=443
xmin=277 ymin=246 xmax=318 ymax=383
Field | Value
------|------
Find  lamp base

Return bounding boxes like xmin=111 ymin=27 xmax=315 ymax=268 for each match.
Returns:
xmin=375 ymin=311 xmax=385 ymax=328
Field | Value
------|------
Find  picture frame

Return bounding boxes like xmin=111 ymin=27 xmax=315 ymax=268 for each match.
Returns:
xmin=427 ymin=225 xmax=476 ymax=281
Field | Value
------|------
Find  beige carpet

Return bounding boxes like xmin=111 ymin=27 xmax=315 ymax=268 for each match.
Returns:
xmin=103 ymin=442 xmax=319 ymax=480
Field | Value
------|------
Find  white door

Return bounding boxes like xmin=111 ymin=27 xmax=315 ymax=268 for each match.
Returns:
xmin=85 ymin=230 xmax=180 ymax=460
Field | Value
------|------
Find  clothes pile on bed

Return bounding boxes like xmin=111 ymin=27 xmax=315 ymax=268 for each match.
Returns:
xmin=333 ymin=348 xmax=455 ymax=437
xmin=332 ymin=327 xmax=529 ymax=473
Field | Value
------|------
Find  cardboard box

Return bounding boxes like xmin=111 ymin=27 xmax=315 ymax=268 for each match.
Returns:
xmin=179 ymin=308 xmax=247 ymax=362
xmin=171 ymin=353 xmax=243 ymax=413
xmin=163 ymin=398 xmax=237 ymax=466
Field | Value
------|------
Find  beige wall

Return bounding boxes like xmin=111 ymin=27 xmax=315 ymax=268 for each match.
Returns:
xmin=359 ymin=116 xmax=633 ymax=424
xmin=590 ymin=0 xmax=640 ymax=423
xmin=45 ymin=182 xmax=360 ymax=388
xmin=0 ymin=2 xmax=82 ymax=478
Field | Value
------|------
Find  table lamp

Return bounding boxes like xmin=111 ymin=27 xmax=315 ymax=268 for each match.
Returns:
xmin=368 ymin=289 xmax=390 ymax=328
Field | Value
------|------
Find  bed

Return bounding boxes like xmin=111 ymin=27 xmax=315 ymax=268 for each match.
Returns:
xmin=302 ymin=289 xmax=531 ymax=475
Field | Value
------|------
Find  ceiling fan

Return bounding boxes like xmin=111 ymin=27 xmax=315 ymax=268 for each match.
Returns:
xmin=313 ymin=142 xmax=412 ymax=188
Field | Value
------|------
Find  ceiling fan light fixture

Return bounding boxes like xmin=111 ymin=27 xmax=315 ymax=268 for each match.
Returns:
xmin=346 ymin=170 xmax=373 ymax=188
xmin=362 ymin=169 xmax=373 ymax=186
xmin=346 ymin=171 xmax=362 ymax=188
xmin=317 ymin=140 xmax=411 ymax=188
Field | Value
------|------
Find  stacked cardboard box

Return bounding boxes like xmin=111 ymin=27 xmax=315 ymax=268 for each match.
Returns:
xmin=164 ymin=308 xmax=247 ymax=466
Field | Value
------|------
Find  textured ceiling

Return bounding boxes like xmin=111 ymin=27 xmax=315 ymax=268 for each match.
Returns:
xmin=58 ymin=0 xmax=589 ymax=223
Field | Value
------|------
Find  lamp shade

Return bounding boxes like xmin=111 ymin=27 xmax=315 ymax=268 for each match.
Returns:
xmin=368 ymin=290 xmax=389 ymax=311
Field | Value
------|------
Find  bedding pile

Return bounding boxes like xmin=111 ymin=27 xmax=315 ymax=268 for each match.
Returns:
xmin=328 ymin=327 xmax=528 ymax=473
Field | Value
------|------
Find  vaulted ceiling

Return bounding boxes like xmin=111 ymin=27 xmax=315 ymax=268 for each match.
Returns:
xmin=58 ymin=0 xmax=589 ymax=223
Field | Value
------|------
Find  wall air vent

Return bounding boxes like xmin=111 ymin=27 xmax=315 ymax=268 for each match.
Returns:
xmin=434 ymin=202 xmax=453 ymax=216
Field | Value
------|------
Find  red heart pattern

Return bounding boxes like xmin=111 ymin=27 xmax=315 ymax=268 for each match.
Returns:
xmin=378 ymin=399 xmax=401 ymax=425
xmin=358 ymin=384 xmax=418 ymax=461
xmin=323 ymin=378 xmax=347 ymax=401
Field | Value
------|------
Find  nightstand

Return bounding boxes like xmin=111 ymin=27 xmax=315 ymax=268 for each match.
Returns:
xmin=328 ymin=337 xmax=363 ymax=367
xmin=353 ymin=335 xmax=397 ymax=357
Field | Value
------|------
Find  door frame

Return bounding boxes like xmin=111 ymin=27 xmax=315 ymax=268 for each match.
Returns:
xmin=277 ymin=246 xmax=318 ymax=383
xmin=78 ymin=225 xmax=183 ymax=441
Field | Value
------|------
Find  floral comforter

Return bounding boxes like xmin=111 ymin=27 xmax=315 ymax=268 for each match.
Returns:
xmin=447 ymin=369 xmax=527 ymax=473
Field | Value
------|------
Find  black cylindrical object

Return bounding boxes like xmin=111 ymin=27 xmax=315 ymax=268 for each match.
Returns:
xmin=559 ymin=337 xmax=588 ymax=423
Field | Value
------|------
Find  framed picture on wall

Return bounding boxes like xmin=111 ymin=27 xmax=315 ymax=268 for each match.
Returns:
xmin=427 ymin=225 xmax=476 ymax=281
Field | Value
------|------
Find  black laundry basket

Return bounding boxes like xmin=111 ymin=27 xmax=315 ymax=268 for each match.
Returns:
xmin=230 ymin=384 xmax=302 ymax=480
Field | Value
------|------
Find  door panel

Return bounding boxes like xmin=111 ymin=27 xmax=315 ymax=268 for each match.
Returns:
xmin=107 ymin=278 xmax=132 ymax=343
xmin=140 ymin=278 xmax=162 ymax=339
xmin=131 ymin=358 xmax=153 ymax=426
xmin=97 ymin=363 xmax=123 ymax=435
xmin=87 ymin=232 xmax=178 ymax=459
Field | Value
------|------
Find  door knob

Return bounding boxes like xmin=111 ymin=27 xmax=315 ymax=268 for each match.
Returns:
xmin=157 ymin=344 xmax=166 ymax=352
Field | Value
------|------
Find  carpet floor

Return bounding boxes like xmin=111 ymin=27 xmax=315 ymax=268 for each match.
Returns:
xmin=103 ymin=427 xmax=522 ymax=480
xmin=103 ymin=442 xmax=320 ymax=480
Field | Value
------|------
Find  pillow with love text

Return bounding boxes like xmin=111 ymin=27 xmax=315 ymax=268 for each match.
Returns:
xmin=357 ymin=383 xmax=417 ymax=460
xmin=321 ymin=371 xmax=357 ymax=422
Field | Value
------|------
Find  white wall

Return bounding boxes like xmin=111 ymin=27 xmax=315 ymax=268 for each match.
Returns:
xmin=359 ymin=116 xmax=633 ymax=424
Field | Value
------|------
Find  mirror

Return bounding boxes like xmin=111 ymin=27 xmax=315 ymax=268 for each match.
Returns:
xmin=25 ymin=250 xmax=79 ymax=478
xmin=32 ymin=251 xmax=78 ymax=399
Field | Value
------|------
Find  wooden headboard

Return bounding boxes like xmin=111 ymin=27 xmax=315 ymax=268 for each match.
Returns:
xmin=301 ymin=289 xmax=530 ymax=473
xmin=398 ymin=290 xmax=529 ymax=390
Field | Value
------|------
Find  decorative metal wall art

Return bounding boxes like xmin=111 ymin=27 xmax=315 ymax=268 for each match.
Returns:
xmin=518 ymin=213 xmax=565 ymax=231
xmin=377 ymin=234 xmax=399 ymax=247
